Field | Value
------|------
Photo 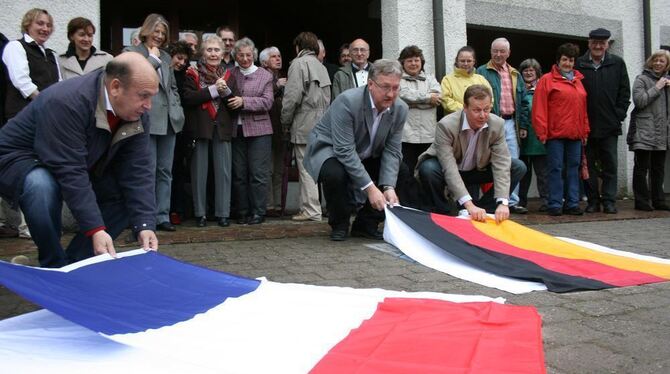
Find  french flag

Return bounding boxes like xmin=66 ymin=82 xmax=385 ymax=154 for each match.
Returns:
xmin=0 ymin=250 xmax=545 ymax=373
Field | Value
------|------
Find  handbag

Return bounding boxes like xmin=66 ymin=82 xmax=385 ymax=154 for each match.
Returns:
xmin=580 ymin=144 xmax=589 ymax=180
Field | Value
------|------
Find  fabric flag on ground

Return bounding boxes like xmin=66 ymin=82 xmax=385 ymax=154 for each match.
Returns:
xmin=0 ymin=250 xmax=546 ymax=373
xmin=384 ymin=206 xmax=670 ymax=294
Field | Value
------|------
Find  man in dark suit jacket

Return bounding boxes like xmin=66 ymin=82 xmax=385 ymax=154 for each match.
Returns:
xmin=304 ymin=59 xmax=409 ymax=241
xmin=417 ymin=84 xmax=526 ymax=223
xmin=0 ymin=53 xmax=160 ymax=267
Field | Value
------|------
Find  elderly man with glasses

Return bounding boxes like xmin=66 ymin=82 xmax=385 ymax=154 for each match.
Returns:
xmin=304 ymin=59 xmax=410 ymax=241
xmin=331 ymin=38 xmax=371 ymax=100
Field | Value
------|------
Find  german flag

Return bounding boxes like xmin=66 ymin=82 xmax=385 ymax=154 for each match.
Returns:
xmin=384 ymin=206 xmax=670 ymax=293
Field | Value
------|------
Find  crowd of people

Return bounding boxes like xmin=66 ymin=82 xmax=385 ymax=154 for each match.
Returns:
xmin=0 ymin=8 xmax=669 ymax=262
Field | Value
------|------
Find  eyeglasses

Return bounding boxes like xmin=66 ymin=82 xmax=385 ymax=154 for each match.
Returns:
xmin=350 ymin=47 xmax=369 ymax=54
xmin=371 ymin=79 xmax=399 ymax=94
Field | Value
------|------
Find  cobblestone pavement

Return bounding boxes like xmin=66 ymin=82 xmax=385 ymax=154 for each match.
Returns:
xmin=1 ymin=200 xmax=670 ymax=373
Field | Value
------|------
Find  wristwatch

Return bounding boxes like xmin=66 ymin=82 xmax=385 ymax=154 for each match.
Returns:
xmin=381 ymin=185 xmax=395 ymax=192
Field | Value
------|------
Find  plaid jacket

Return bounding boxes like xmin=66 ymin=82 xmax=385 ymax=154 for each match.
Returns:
xmin=228 ymin=67 xmax=274 ymax=137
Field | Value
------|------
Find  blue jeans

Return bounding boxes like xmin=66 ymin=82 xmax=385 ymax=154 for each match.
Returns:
xmin=503 ymin=119 xmax=520 ymax=206
xmin=19 ymin=167 xmax=130 ymax=268
xmin=546 ymin=139 xmax=581 ymax=210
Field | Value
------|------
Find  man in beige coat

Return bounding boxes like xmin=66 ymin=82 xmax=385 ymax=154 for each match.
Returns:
xmin=416 ymin=85 xmax=526 ymax=223
xmin=281 ymin=32 xmax=331 ymax=221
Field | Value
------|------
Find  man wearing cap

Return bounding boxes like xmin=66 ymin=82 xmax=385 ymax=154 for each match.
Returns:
xmin=576 ymin=28 xmax=630 ymax=214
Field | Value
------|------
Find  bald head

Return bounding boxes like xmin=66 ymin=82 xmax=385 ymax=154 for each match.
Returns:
xmin=106 ymin=52 xmax=159 ymax=88
xmin=106 ymin=52 xmax=159 ymax=122
xmin=349 ymin=38 xmax=370 ymax=69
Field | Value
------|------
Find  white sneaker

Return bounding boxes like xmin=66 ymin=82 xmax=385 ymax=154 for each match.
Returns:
xmin=10 ymin=255 xmax=30 ymax=265
xmin=291 ymin=212 xmax=321 ymax=222
xmin=18 ymin=227 xmax=31 ymax=239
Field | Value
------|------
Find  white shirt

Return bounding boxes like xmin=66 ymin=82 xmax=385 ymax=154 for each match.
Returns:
xmin=2 ymin=34 xmax=62 ymax=99
xmin=457 ymin=116 xmax=488 ymax=205
xmin=360 ymin=93 xmax=390 ymax=191
xmin=353 ymin=63 xmax=369 ymax=88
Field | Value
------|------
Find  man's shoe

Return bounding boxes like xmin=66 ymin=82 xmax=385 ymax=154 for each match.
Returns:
xmin=236 ymin=216 xmax=249 ymax=225
xmin=509 ymin=205 xmax=528 ymax=214
xmin=247 ymin=215 xmax=265 ymax=225
xmin=351 ymin=226 xmax=384 ymax=240
xmin=653 ymin=203 xmax=670 ymax=211
xmin=292 ymin=212 xmax=321 ymax=222
xmin=585 ymin=202 xmax=601 ymax=213
xmin=563 ymin=206 xmax=584 ymax=216
xmin=538 ymin=204 xmax=548 ymax=212
xmin=635 ymin=202 xmax=654 ymax=211
xmin=603 ymin=204 xmax=618 ymax=214
xmin=547 ymin=208 xmax=562 ymax=216
xmin=217 ymin=217 xmax=230 ymax=227
xmin=157 ymin=222 xmax=177 ymax=231
xmin=0 ymin=225 xmax=17 ymax=238
xmin=195 ymin=216 xmax=207 ymax=227
xmin=330 ymin=227 xmax=349 ymax=241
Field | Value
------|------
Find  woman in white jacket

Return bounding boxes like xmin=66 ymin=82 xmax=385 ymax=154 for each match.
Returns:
xmin=58 ymin=17 xmax=112 ymax=80
xmin=397 ymin=45 xmax=441 ymax=173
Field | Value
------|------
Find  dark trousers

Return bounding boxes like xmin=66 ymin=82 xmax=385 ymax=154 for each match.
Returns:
xmin=318 ymin=157 xmax=411 ymax=230
xmin=585 ymin=136 xmax=618 ymax=205
xmin=633 ymin=149 xmax=666 ymax=207
xmin=417 ymin=157 xmax=526 ymax=214
xmin=232 ymin=131 xmax=272 ymax=217
xmin=401 ymin=142 xmax=431 ymax=176
xmin=519 ymin=155 xmax=548 ymax=207
xmin=19 ymin=167 xmax=131 ymax=268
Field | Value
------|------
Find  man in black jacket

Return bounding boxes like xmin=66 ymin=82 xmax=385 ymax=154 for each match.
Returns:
xmin=576 ymin=28 xmax=630 ymax=214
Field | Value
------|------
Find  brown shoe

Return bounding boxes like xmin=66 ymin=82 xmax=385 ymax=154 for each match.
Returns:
xmin=0 ymin=225 xmax=18 ymax=238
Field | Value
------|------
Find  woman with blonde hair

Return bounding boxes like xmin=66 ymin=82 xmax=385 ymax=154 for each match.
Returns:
xmin=628 ymin=49 xmax=670 ymax=211
xmin=125 ymin=13 xmax=185 ymax=232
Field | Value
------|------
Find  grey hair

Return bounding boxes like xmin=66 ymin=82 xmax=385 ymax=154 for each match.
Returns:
xmin=181 ymin=31 xmax=198 ymax=43
xmin=201 ymin=35 xmax=224 ymax=53
xmin=369 ymin=59 xmax=403 ymax=81
xmin=259 ymin=46 xmax=280 ymax=66
xmin=519 ymin=58 xmax=542 ymax=76
xmin=232 ymin=37 xmax=258 ymax=61
xmin=491 ymin=37 xmax=510 ymax=50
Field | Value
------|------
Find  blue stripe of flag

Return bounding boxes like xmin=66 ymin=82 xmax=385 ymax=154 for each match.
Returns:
xmin=0 ymin=252 xmax=260 ymax=334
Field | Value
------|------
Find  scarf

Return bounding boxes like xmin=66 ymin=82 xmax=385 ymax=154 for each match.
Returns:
xmin=186 ymin=60 xmax=230 ymax=120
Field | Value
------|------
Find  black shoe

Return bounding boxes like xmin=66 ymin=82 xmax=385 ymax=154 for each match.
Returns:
xmin=547 ymin=208 xmax=562 ymax=216
xmin=157 ymin=222 xmax=176 ymax=231
xmin=563 ymin=206 xmax=583 ymax=216
xmin=217 ymin=217 xmax=230 ymax=227
xmin=653 ymin=203 xmax=670 ymax=211
xmin=509 ymin=205 xmax=528 ymax=214
xmin=635 ymin=202 xmax=654 ymax=211
xmin=603 ymin=204 xmax=617 ymax=214
xmin=585 ymin=202 xmax=601 ymax=213
xmin=195 ymin=216 xmax=207 ymax=227
xmin=538 ymin=204 xmax=548 ymax=212
xmin=247 ymin=214 xmax=265 ymax=225
xmin=236 ymin=216 xmax=249 ymax=225
xmin=350 ymin=226 xmax=384 ymax=240
xmin=330 ymin=227 xmax=349 ymax=241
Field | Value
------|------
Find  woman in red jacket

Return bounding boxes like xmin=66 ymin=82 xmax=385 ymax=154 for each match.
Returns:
xmin=532 ymin=43 xmax=590 ymax=216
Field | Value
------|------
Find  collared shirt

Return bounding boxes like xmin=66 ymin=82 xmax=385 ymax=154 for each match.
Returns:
xmin=352 ymin=63 xmax=369 ymax=88
xmin=588 ymin=53 xmax=605 ymax=70
xmin=2 ymin=34 xmax=62 ymax=98
xmin=360 ymin=93 xmax=390 ymax=190
xmin=457 ymin=116 xmax=488 ymax=205
xmin=495 ymin=62 xmax=515 ymax=116
xmin=236 ymin=65 xmax=259 ymax=126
